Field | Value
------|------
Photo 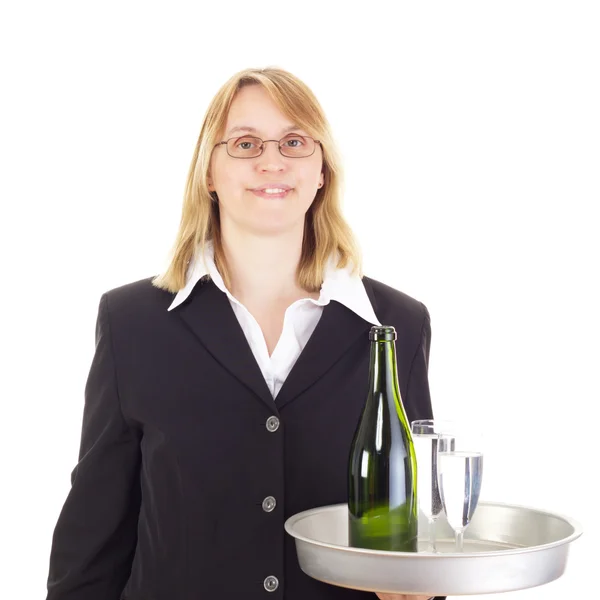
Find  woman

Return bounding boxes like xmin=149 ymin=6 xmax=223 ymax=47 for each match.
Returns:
xmin=46 ymin=67 xmax=442 ymax=600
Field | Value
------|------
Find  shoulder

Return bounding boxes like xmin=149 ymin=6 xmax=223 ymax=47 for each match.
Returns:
xmin=100 ymin=276 xmax=176 ymax=321
xmin=361 ymin=275 xmax=431 ymax=338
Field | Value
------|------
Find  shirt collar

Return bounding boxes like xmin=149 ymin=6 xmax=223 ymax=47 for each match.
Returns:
xmin=167 ymin=241 xmax=381 ymax=326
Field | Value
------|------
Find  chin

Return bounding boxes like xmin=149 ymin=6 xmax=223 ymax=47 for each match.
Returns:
xmin=246 ymin=213 xmax=302 ymax=235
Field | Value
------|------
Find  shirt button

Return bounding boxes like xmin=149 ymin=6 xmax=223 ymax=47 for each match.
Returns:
xmin=262 ymin=496 xmax=277 ymax=512
xmin=264 ymin=575 xmax=279 ymax=592
xmin=266 ymin=416 xmax=280 ymax=432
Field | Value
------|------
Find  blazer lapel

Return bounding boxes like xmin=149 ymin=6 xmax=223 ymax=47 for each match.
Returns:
xmin=276 ymin=277 xmax=379 ymax=408
xmin=174 ymin=276 xmax=379 ymax=414
xmin=176 ymin=279 xmax=276 ymax=412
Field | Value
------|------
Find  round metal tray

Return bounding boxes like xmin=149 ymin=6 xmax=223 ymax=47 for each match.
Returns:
xmin=284 ymin=502 xmax=582 ymax=596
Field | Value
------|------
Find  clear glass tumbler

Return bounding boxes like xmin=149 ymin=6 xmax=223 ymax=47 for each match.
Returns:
xmin=410 ymin=419 xmax=455 ymax=552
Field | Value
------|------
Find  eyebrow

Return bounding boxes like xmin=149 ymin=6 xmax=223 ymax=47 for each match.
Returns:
xmin=226 ymin=124 xmax=304 ymax=137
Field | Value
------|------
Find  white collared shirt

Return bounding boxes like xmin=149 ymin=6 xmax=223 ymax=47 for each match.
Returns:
xmin=168 ymin=242 xmax=381 ymax=399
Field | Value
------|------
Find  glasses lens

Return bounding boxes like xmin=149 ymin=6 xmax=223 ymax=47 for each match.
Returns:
xmin=228 ymin=136 xmax=263 ymax=158
xmin=279 ymin=134 xmax=315 ymax=157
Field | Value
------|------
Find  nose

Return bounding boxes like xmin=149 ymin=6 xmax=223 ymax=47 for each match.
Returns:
xmin=256 ymin=140 xmax=286 ymax=172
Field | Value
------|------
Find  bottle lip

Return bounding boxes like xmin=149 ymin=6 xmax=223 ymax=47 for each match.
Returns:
xmin=369 ymin=325 xmax=397 ymax=341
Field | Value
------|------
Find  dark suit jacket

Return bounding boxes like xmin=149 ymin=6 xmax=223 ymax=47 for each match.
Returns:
xmin=46 ymin=274 xmax=444 ymax=600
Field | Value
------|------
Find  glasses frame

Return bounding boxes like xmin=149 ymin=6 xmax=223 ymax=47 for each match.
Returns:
xmin=214 ymin=134 xmax=322 ymax=159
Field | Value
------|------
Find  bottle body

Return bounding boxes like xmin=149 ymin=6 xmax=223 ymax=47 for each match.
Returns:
xmin=348 ymin=326 xmax=418 ymax=551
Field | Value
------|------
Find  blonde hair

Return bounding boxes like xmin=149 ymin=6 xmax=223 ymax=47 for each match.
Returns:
xmin=152 ymin=66 xmax=363 ymax=294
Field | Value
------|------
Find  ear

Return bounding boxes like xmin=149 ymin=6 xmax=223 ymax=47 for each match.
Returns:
xmin=207 ymin=175 xmax=214 ymax=191
xmin=318 ymin=172 xmax=324 ymax=188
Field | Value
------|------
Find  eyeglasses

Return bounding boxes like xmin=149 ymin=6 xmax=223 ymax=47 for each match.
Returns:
xmin=214 ymin=134 xmax=321 ymax=159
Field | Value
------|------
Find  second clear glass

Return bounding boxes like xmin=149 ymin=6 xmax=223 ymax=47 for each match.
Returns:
xmin=436 ymin=429 xmax=484 ymax=552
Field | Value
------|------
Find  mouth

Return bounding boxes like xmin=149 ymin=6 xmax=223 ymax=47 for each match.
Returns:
xmin=249 ymin=187 xmax=293 ymax=199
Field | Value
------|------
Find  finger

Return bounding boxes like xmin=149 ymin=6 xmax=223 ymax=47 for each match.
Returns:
xmin=376 ymin=595 xmax=433 ymax=600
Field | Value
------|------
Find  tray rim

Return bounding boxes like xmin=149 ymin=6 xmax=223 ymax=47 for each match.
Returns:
xmin=284 ymin=500 xmax=583 ymax=558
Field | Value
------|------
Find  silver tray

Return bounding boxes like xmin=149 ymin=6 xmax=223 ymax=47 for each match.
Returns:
xmin=284 ymin=502 xmax=582 ymax=596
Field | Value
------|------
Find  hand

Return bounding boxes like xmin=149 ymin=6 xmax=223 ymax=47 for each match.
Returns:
xmin=375 ymin=594 xmax=433 ymax=600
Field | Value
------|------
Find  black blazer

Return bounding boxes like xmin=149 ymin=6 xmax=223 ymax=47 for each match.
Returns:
xmin=46 ymin=274 xmax=442 ymax=600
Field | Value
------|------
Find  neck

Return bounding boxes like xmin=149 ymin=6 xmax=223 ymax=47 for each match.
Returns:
xmin=219 ymin=222 xmax=314 ymax=306
xmin=369 ymin=340 xmax=398 ymax=396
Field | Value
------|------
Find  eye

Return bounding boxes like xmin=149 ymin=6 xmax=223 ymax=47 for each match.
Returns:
xmin=235 ymin=136 xmax=259 ymax=150
xmin=281 ymin=135 xmax=306 ymax=148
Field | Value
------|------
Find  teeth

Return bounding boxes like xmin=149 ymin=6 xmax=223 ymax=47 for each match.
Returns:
xmin=260 ymin=188 xmax=287 ymax=194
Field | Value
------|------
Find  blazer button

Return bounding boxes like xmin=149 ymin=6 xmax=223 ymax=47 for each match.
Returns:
xmin=262 ymin=496 xmax=276 ymax=512
xmin=264 ymin=575 xmax=279 ymax=592
xmin=266 ymin=416 xmax=280 ymax=432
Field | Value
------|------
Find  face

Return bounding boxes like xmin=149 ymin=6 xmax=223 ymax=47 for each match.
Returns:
xmin=207 ymin=85 xmax=324 ymax=237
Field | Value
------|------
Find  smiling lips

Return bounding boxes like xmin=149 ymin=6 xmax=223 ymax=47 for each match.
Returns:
xmin=249 ymin=184 xmax=293 ymax=199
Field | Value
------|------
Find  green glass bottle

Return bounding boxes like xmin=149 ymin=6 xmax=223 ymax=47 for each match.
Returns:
xmin=348 ymin=325 xmax=418 ymax=551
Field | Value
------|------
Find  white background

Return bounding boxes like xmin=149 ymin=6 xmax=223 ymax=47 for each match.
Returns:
xmin=1 ymin=1 xmax=597 ymax=598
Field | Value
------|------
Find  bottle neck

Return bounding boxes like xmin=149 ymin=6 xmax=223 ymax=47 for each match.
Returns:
xmin=368 ymin=339 xmax=400 ymax=396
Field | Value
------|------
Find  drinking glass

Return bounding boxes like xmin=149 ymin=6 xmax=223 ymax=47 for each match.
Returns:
xmin=436 ymin=429 xmax=483 ymax=552
xmin=410 ymin=419 xmax=456 ymax=552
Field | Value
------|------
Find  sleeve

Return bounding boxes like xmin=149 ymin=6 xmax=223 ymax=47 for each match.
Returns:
xmin=46 ymin=293 xmax=142 ymax=600
xmin=404 ymin=302 xmax=435 ymax=422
